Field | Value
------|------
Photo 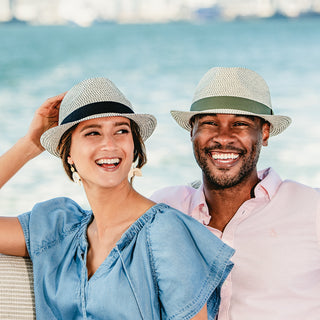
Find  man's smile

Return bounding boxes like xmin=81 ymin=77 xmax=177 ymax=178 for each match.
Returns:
xmin=208 ymin=151 xmax=241 ymax=168
xmin=210 ymin=152 xmax=239 ymax=160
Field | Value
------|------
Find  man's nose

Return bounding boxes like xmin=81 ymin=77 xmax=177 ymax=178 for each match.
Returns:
xmin=212 ymin=126 xmax=235 ymax=145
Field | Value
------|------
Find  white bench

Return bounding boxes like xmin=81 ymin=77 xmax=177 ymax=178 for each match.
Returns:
xmin=0 ymin=254 xmax=35 ymax=319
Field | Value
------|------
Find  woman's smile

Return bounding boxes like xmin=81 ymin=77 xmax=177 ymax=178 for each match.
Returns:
xmin=95 ymin=157 xmax=121 ymax=170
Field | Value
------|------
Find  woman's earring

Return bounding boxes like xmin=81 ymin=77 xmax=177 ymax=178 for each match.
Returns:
xmin=128 ymin=165 xmax=142 ymax=181
xmin=70 ymin=165 xmax=82 ymax=186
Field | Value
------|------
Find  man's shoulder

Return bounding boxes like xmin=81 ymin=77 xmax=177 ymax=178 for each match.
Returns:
xmin=280 ymin=179 xmax=320 ymax=197
xmin=150 ymin=184 xmax=199 ymax=204
xmin=261 ymin=168 xmax=320 ymax=200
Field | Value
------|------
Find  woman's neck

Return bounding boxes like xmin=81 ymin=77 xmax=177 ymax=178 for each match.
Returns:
xmin=84 ymin=181 xmax=154 ymax=237
xmin=84 ymin=181 xmax=155 ymax=278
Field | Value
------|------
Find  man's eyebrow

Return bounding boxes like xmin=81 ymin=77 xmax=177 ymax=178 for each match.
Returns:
xmin=196 ymin=114 xmax=218 ymax=121
xmin=235 ymin=115 xmax=256 ymax=121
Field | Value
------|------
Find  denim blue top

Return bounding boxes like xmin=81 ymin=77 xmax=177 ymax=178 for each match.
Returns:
xmin=18 ymin=198 xmax=234 ymax=320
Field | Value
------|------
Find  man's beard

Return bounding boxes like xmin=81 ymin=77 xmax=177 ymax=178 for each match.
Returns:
xmin=194 ymin=142 xmax=262 ymax=190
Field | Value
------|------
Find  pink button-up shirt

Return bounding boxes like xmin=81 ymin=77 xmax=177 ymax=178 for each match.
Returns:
xmin=150 ymin=168 xmax=320 ymax=320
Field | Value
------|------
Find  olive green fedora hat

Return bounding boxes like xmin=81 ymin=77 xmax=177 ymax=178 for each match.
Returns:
xmin=171 ymin=67 xmax=291 ymax=136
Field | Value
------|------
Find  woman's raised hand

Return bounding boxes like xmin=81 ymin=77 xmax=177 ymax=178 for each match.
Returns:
xmin=0 ymin=92 xmax=66 ymax=189
xmin=25 ymin=92 xmax=66 ymax=154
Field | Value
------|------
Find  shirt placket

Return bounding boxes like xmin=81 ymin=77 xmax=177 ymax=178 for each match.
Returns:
xmin=79 ymin=237 xmax=89 ymax=320
xmin=217 ymin=200 xmax=257 ymax=320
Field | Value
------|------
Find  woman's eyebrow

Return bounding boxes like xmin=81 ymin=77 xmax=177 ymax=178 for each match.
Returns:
xmin=79 ymin=124 xmax=101 ymax=132
xmin=114 ymin=121 xmax=130 ymax=127
xmin=79 ymin=121 xmax=130 ymax=132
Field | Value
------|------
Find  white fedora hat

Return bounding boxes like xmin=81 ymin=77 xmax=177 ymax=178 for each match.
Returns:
xmin=41 ymin=77 xmax=157 ymax=157
xmin=171 ymin=67 xmax=291 ymax=136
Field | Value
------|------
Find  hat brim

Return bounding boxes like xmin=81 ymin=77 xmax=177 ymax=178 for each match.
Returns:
xmin=170 ymin=108 xmax=291 ymax=136
xmin=41 ymin=112 xmax=157 ymax=157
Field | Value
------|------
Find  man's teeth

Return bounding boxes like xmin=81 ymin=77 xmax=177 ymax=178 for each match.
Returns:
xmin=96 ymin=158 xmax=120 ymax=165
xmin=211 ymin=153 xmax=239 ymax=160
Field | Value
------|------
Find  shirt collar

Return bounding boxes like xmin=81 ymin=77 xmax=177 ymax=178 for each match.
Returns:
xmin=189 ymin=167 xmax=282 ymax=226
xmin=257 ymin=167 xmax=282 ymax=199
xmin=190 ymin=184 xmax=211 ymax=225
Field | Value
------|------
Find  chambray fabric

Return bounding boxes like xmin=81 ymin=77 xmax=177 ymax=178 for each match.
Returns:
xmin=18 ymin=198 xmax=234 ymax=320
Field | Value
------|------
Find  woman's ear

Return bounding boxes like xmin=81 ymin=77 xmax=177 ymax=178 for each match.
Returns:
xmin=67 ymin=156 xmax=73 ymax=165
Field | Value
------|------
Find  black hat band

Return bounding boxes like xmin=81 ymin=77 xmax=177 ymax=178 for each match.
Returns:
xmin=61 ymin=101 xmax=134 ymax=125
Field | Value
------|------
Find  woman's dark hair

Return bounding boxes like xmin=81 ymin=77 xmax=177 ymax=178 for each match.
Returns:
xmin=57 ymin=119 xmax=147 ymax=182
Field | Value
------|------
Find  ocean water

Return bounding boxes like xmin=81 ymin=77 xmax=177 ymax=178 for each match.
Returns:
xmin=1 ymin=18 xmax=320 ymax=215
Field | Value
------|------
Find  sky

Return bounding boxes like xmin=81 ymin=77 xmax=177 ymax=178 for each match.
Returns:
xmin=1 ymin=0 xmax=319 ymax=26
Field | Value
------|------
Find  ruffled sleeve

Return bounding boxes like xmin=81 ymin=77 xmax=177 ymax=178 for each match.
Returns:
xmin=148 ymin=205 xmax=234 ymax=320
xmin=18 ymin=197 xmax=90 ymax=259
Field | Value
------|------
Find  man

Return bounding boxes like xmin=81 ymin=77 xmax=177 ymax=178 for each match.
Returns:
xmin=151 ymin=67 xmax=320 ymax=319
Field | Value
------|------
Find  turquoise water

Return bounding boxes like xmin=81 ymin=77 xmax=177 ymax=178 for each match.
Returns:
xmin=1 ymin=19 xmax=320 ymax=214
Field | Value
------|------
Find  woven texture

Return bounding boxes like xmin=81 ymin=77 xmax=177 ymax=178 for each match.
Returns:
xmin=0 ymin=254 xmax=35 ymax=319
xmin=40 ymin=77 xmax=157 ymax=157
xmin=192 ymin=67 xmax=272 ymax=106
xmin=171 ymin=67 xmax=292 ymax=136
xmin=57 ymin=78 xmax=133 ymax=124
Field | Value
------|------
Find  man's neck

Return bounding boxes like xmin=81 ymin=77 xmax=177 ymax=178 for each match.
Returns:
xmin=203 ymin=175 xmax=260 ymax=232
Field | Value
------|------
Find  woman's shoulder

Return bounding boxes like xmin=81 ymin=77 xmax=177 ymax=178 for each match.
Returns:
xmin=32 ymin=196 xmax=86 ymax=212
xmin=20 ymin=197 xmax=91 ymax=236
xmin=31 ymin=196 xmax=86 ymax=214
xmin=18 ymin=197 xmax=91 ymax=257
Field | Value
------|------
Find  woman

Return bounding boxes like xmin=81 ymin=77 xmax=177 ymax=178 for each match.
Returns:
xmin=0 ymin=77 xmax=234 ymax=319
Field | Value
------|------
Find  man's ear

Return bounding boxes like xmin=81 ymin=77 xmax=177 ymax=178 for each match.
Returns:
xmin=262 ymin=122 xmax=270 ymax=146
xmin=190 ymin=129 xmax=194 ymax=140
xmin=190 ymin=121 xmax=196 ymax=141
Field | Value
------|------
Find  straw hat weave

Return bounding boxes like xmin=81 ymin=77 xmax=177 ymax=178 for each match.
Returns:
xmin=171 ymin=67 xmax=291 ymax=136
xmin=41 ymin=77 xmax=157 ymax=157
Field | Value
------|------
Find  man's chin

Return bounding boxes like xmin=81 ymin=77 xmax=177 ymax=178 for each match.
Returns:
xmin=204 ymin=171 xmax=242 ymax=190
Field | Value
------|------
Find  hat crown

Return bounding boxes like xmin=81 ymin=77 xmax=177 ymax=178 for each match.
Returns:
xmin=59 ymin=77 xmax=133 ymax=124
xmin=41 ymin=77 xmax=157 ymax=157
xmin=192 ymin=67 xmax=272 ymax=109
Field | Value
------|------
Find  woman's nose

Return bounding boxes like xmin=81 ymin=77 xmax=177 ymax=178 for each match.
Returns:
xmin=99 ymin=135 xmax=117 ymax=150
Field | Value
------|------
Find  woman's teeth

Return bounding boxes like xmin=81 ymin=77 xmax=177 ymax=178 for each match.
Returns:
xmin=96 ymin=158 xmax=120 ymax=165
